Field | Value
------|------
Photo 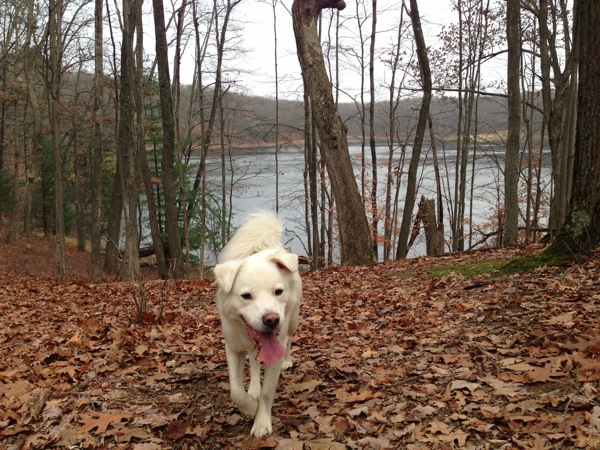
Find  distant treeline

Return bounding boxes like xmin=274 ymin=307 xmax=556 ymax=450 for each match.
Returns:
xmin=176 ymin=86 xmax=542 ymax=148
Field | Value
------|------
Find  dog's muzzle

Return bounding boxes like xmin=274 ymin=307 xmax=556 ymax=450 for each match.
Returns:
xmin=241 ymin=316 xmax=286 ymax=366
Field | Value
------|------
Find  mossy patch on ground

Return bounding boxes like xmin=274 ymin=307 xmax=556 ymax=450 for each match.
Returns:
xmin=418 ymin=253 xmax=566 ymax=279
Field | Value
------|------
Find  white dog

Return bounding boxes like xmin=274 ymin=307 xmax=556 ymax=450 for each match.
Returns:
xmin=214 ymin=211 xmax=302 ymax=437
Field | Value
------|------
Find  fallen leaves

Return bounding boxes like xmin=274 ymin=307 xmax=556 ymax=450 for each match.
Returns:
xmin=0 ymin=238 xmax=599 ymax=448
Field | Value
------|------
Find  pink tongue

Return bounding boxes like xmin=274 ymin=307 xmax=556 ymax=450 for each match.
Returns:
xmin=244 ymin=322 xmax=287 ymax=366
xmin=256 ymin=330 xmax=287 ymax=366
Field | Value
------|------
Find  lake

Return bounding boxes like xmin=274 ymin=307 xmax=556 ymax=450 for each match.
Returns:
xmin=197 ymin=144 xmax=551 ymax=262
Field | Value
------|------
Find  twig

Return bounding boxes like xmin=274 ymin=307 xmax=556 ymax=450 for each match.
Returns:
xmin=559 ymin=394 xmax=575 ymax=446
xmin=6 ymin=435 xmax=27 ymax=450
xmin=157 ymin=277 xmax=172 ymax=323
xmin=31 ymin=388 xmax=50 ymax=420
xmin=243 ymin=433 xmax=253 ymax=450
xmin=469 ymin=342 xmax=500 ymax=373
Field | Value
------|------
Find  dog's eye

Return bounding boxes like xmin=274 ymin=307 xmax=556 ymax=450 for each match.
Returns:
xmin=241 ymin=293 xmax=253 ymax=300
xmin=274 ymin=288 xmax=284 ymax=296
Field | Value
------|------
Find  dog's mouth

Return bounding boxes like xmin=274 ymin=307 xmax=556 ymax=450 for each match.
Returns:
xmin=242 ymin=318 xmax=286 ymax=366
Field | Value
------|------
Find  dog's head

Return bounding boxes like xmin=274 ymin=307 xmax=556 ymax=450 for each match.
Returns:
xmin=214 ymin=249 xmax=301 ymax=365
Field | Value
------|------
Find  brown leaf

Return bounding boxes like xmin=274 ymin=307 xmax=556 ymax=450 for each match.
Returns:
xmin=79 ymin=412 xmax=131 ymax=434
xmin=166 ymin=416 xmax=192 ymax=440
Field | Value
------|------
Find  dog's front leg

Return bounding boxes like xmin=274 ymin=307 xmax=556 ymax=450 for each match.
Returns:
xmin=281 ymin=340 xmax=294 ymax=370
xmin=251 ymin=359 xmax=283 ymax=437
xmin=247 ymin=348 xmax=261 ymax=400
xmin=225 ymin=345 xmax=257 ymax=417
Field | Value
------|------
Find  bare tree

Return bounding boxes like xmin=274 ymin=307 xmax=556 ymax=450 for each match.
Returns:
xmin=368 ymin=0 xmax=378 ymax=258
xmin=547 ymin=0 xmax=600 ymax=256
xmin=120 ymin=0 xmax=141 ymax=281
xmin=504 ymin=0 xmax=521 ymax=247
xmin=396 ymin=0 xmax=432 ymax=259
xmin=382 ymin=8 xmax=410 ymax=261
xmin=173 ymin=0 xmax=190 ymax=269
xmin=153 ymin=0 xmax=184 ymax=278
xmin=90 ymin=0 xmax=104 ymax=282
xmin=0 ymin=1 xmax=28 ymax=220
xmin=6 ymin=0 xmax=42 ymax=245
xmin=47 ymin=0 xmax=66 ymax=282
xmin=272 ymin=0 xmax=281 ymax=213
xmin=188 ymin=0 xmax=240 ymax=254
xmin=531 ymin=0 xmax=577 ymax=237
xmin=103 ymin=0 xmax=125 ymax=276
xmin=292 ymin=0 xmax=375 ymax=266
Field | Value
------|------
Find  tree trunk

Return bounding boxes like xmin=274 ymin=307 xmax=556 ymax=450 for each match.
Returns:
xmin=383 ymin=10 xmax=405 ymax=262
xmin=547 ymin=0 xmax=600 ymax=256
xmin=48 ymin=0 xmax=66 ymax=282
xmin=90 ymin=0 xmax=104 ymax=283
xmin=302 ymin=72 xmax=320 ymax=270
xmin=428 ymin=115 xmax=444 ymax=252
xmin=104 ymin=155 xmax=124 ymax=275
xmin=119 ymin=0 xmax=140 ymax=282
xmin=451 ymin=0 xmax=464 ymax=253
xmin=369 ymin=0 xmax=378 ymax=259
xmin=407 ymin=196 xmax=444 ymax=257
xmin=504 ymin=0 xmax=520 ymax=247
xmin=190 ymin=0 xmax=211 ymax=273
xmin=7 ymin=0 xmax=42 ymax=245
xmin=173 ymin=1 xmax=190 ymax=270
xmin=422 ymin=197 xmax=444 ymax=256
xmin=272 ymin=0 xmax=280 ymax=213
xmin=292 ymin=0 xmax=375 ymax=266
xmin=73 ymin=134 xmax=86 ymax=253
xmin=396 ymin=0 xmax=432 ymax=259
xmin=537 ymin=0 xmax=575 ymax=237
xmin=153 ymin=0 xmax=184 ymax=278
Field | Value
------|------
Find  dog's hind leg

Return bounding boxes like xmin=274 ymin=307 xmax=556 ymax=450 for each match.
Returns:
xmin=225 ymin=345 xmax=258 ymax=417
xmin=251 ymin=359 xmax=283 ymax=437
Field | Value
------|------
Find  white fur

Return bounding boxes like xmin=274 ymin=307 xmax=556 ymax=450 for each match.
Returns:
xmin=218 ymin=211 xmax=285 ymax=263
xmin=214 ymin=211 xmax=302 ymax=437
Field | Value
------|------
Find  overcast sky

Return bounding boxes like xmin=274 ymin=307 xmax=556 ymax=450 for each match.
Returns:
xmin=177 ymin=0 xmax=457 ymax=99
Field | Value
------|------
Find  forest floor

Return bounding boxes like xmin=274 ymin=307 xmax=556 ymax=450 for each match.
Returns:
xmin=0 ymin=234 xmax=599 ymax=449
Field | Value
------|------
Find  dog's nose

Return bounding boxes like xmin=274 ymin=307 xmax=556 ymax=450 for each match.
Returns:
xmin=262 ymin=313 xmax=280 ymax=329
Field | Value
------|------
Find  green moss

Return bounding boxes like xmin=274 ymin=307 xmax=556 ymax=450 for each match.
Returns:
xmin=416 ymin=254 xmax=565 ymax=279
xmin=422 ymin=260 xmax=508 ymax=278
xmin=501 ymin=253 xmax=571 ymax=272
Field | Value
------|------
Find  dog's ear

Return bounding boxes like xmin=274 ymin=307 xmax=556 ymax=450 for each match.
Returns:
xmin=213 ymin=260 xmax=244 ymax=293
xmin=270 ymin=252 xmax=299 ymax=274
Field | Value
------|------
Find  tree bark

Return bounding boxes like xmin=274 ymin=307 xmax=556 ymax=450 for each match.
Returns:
xmin=119 ymin=0 xmax=140 ymax=282
xmin=153 ymin=0 xmax=184 ymax=278
xmin=369 ymin=0 xmax=378 ymax=258
xmin=48 ymin=0 xmax=66 ymax=282
xmin=90 ymin=0 xmax=104 ymax=283
xmin=292 ymin=0 xmax=375 ymax=266
xmin=547 ymin=0 xmax=600 ymax=256
xmin=504 ymin=0 xmax=521 ymax=247
xmin=104 ymin=1 xmax=125 ymax=277
xmin=396 ymin=0 xmax=432 ymax=259
xmin=422 ymin=197 xmax=444 ymax=256
xmin=537 ymin=0 xmax=576 ymax=237
xmin=7 ymin=0 xmax=42 ymax=245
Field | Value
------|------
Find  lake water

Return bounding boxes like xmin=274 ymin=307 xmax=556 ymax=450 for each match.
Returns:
xmin=197 ymin=144 xmax=551 ymax=261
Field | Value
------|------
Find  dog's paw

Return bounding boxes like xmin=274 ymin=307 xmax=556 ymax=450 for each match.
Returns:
xmin=234 ymin=394 xmax=258 ymax=417
xmin=281 ymin=355 xmax=293 ymax=370
xmin=248 ymin=384 xmax=260 ymax=400
xmin=251 ymin=416 xmax=272 ymax=437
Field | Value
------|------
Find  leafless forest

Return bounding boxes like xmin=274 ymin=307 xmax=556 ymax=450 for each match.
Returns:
xmin=0 ymin=0 xmax=585 ymax=280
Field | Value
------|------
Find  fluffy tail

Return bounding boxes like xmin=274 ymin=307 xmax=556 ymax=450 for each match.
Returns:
xmin=218 ymin=211 xmax=284 ymax=262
